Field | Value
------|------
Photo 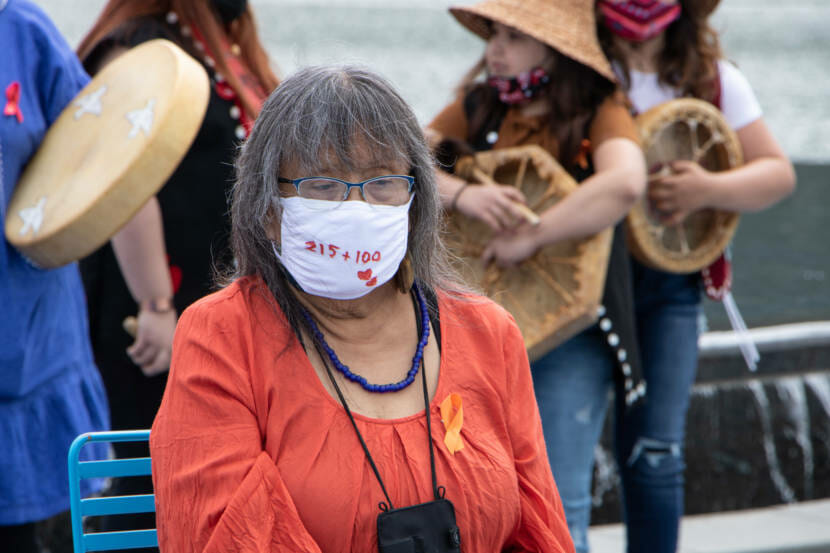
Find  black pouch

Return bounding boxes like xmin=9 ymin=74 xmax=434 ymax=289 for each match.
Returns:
xmin=377 ymin=498 xmax=461 ymax=553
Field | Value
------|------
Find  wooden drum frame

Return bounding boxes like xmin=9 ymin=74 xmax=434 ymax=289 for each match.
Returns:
xmin=5 ymin=39 xmax=209 ymax=268
xmin=627 ymin=98 xmax=743 ymax=274
xmin=447 ymin=145 xmax=612 ymax=361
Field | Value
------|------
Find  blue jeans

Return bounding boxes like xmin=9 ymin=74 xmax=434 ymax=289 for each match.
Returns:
xmin=532 ymin=263 xmax=700 ymax=553
xmin=532 ymin=328 xmax=614 ymax=553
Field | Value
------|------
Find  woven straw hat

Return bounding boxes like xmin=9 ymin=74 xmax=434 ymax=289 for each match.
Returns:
xmin=450 ymin=0 xmax=616 ymax=82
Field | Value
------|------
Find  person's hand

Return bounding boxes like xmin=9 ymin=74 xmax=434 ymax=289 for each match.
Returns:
xmin=127 ymin=308 xmax=177 ymax=376
xmin=481 ymin=224 xmax=540 ymax=268
xmin=648 ymin=160 xmax=714 ymax=225
xmin=456 ymin=184 xmax=528 ymax=232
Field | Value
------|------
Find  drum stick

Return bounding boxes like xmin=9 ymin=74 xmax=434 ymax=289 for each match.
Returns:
xmin=123 ymin=316 xmax=138 ymax=338
xmin=470 ymin=167 xmax=540 ymax=226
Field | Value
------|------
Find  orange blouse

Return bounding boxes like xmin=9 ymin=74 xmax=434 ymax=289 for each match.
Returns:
xmin=150 ymin=276 xmax=574 ymax=553
xmin=428 ymin=90 xmax=638 ymax=159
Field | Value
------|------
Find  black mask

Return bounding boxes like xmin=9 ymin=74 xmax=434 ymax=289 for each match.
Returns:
xmin=212 ymin=0 xmax=247 ymax=24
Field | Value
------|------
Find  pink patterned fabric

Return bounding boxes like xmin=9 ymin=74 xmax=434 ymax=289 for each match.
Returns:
xmin=487 ymin=67 xmax=550 ymax=105
xmin=599 ymin=0 xmax=681 ymax=42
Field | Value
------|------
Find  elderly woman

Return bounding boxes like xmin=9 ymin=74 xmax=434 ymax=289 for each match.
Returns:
xmin=150 ymin=65 xmax=573 ymax=553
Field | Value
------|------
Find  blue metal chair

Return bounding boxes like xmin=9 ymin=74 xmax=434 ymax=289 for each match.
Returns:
xmin=68 ymin=430 xmax=158 ymax=552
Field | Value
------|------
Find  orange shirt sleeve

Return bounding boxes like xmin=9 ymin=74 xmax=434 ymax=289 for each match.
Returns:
xmin=499 ymin=314 xmax=575 ymax=553
xmin=589 ymin=90 xmax=640 ymax=152
xmin=150 ymin=293 xmax=323 ymax=553
xmin=427 ymin=94 xmax=469 ymax=143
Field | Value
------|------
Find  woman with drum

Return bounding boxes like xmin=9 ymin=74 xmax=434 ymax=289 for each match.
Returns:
xmin=76 ymin=0 xmax=277 ymax=541
xmin=596 ymin=1 xmax=795 ymax=551
xmin=149 ymin=64 xmax=573 ymax=553
xmin=427 ymin=1 xmax=646 ymax=552
xmin=0 ymin=2 xmax=109 ymax=551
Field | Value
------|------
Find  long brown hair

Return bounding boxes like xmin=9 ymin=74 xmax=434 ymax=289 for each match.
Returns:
xmin=599 ymin=0 xmax=723 ymax=102
xmin=459 ymin=49 xmax=616 ymax=173
xmin=77 ymin=0 xmax=279 ymax=116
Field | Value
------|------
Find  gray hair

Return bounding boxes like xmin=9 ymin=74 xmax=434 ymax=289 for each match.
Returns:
xmin=225 ymin=64 xmax=463 ymax=331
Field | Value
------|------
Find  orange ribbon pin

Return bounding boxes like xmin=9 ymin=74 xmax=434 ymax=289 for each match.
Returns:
xmin=439 ymin=393 xmax=464 ymax=455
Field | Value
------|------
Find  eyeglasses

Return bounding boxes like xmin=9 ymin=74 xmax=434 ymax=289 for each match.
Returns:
xmin=277 ymin=175 xmax=415 ymax=207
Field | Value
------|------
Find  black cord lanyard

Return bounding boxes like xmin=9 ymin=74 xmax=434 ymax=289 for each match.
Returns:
xmin=311 ymin=292 xmax=441 ymax=511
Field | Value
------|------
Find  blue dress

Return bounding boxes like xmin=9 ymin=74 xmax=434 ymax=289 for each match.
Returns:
xmin=0 ymin=0 xmax=109 ymax=525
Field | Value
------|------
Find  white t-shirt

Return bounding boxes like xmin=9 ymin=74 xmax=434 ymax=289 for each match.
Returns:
xmin=618 ymin=59 xmax=762 ymax=131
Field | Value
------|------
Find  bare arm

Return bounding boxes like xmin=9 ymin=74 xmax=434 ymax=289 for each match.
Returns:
xmin=533 ymin=137 xmax=646 ymax=242
xmin=111 ymin=197 xmax=176 ymax=376
xmin=111 ymin=199 xmax=171 ymax=305
xmin=649 ymin=118 xmax=795 ymax=224
xmin=435 ymin=168 xmax=529 ymax=231
xmin=706 ymin=118 xmax=795 ymax=210
xmin=435 ymin=169 xmax=467 ymax=209
xmin=482 ymin=137 xmax=646 ymax=267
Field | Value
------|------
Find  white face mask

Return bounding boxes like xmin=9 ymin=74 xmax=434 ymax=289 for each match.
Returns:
xmin=272 ymin=197 xmax=413 ymax=300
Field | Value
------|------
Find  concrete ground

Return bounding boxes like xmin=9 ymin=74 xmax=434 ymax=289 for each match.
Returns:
xmin=588 ymin=499 xmax=830 ymax=553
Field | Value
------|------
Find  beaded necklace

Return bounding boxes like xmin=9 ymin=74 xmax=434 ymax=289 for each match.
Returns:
xmin=164 ymin=11 xmax=258 ymax=140
xmin=301 ymin=284 xmax=430 ymax=393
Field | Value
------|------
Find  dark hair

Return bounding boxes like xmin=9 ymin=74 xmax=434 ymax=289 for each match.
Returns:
xmin=78 ymin=0 xmax=278 ymax=116
xmin=599 ymin=0 xmax=723 ymax=102
xmin=460 ymin=49 xmax=616 ymax=172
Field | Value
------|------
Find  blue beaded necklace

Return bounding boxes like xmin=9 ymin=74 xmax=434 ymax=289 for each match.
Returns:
xmin=301 ymin=283 xmax=430 ymax=393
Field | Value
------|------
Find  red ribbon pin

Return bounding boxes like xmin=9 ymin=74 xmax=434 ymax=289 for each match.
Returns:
xmin=5 ymin=81 xmax=23 ymax=123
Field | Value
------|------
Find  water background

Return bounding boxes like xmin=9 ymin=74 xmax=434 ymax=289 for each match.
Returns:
xmin=37 ymin=0 xmax=830 ymax=329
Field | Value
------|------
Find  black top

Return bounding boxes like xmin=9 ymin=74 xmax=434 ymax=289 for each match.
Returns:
xmin=80 ymin=16 xmax=240 ymax=365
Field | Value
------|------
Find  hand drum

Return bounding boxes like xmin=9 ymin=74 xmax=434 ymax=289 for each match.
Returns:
xmin=627 ymin=98 xmax=743 ymax=274
xmin=5 ymin=39 xmax=209 ymax=268
xmin=448 ymin=145 xmax=613 ymax=361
